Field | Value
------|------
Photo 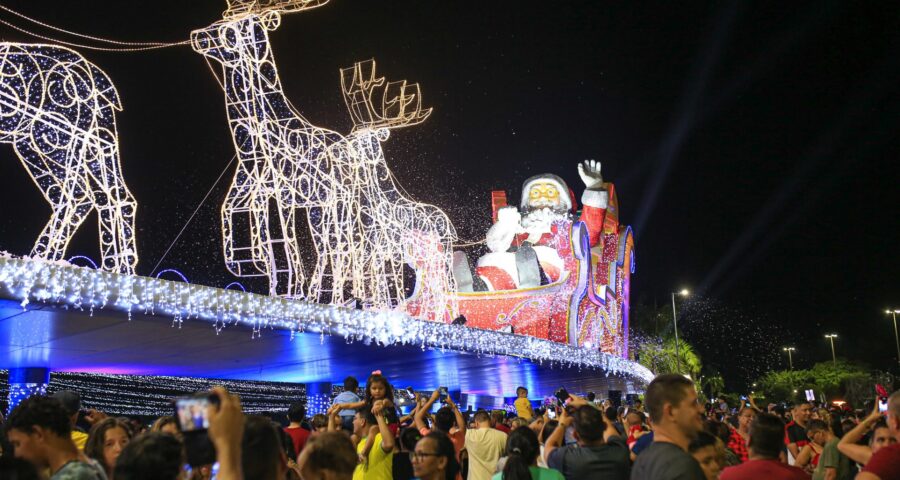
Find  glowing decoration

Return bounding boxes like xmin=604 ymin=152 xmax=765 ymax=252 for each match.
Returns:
xmin=222 ymin=0 xmax=328 ymax=19
xmin=190 ymin=4 xmax=456 ymax=321
xmin=452 ymin=161 xmax=636 ymax=357
xmin=44 ymin=371 xmax=307 ymax=416
xmin=0 ymin=254 xmax=653 ymax=383
xmin=7 ymin=367 xmax=49 ymax=414
xmin=0 ymin=44 xmax=138 ymax=274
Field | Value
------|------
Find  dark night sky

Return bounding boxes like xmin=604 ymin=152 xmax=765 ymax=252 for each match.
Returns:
xmin=0 ymin=1 xmax=897 ymax=386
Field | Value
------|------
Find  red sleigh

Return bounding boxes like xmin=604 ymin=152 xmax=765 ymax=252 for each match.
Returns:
xmin=447 ymin=190 xmax=636 ymax=358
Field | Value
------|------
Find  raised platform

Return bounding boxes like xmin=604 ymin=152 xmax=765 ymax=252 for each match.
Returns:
xmin=0 ymin=255 xmax=653 ymax=400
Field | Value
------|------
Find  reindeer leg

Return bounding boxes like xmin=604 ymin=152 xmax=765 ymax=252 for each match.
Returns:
xmin=304 ymin=206 xmax=330 ymax=303
xmin=275 ymin=193 xmax=305 ymax=299
xmin=84 ymin=130 xmax=138 ymax=274
xmin=14 ymin=138 xmax=93 ymax=262
xmin=247 ymin=194 xmax=281 ymax=296
xmin=222 ymin=164 xmax=268 ymax=278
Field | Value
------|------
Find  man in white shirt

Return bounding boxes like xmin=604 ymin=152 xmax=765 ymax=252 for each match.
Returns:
xmin=465 ymin=410 xmax=507 ymax=480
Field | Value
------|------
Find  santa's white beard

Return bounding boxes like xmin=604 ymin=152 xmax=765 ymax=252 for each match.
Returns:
xmin=520 ymin=207 xmax=572 ymax=236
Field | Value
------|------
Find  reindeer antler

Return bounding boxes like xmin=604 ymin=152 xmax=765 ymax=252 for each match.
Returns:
xmin=223 ymin=0 xmax=329 ymax=19
xmin=341 ymin=59 xmax=432 ymax=132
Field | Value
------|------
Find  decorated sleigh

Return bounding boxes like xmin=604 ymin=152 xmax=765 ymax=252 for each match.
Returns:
xmin=447 ymin=187 xmax=635 ymax=358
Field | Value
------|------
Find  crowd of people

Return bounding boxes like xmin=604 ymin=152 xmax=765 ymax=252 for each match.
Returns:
xmin=0 ymin=371 xmax=898 ymax=480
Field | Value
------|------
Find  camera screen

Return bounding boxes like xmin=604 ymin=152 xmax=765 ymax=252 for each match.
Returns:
xmin=176 ymin=397 xmax=211 ymax=432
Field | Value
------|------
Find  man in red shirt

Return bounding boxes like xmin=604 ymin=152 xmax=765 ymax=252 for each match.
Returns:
xmin=784 ymin=402 xmax=811 ymax=462
xmin=720 ymin=414 xmax=810 ymax=480
xmin=284 ymin=402 xmax=310 ymax=456
xmin=858 ymin=390 xmax=900 ymax=480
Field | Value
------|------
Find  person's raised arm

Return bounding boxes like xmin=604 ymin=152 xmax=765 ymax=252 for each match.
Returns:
xmin=415 ymin=389 xmax=440 ymax=433
xmin=837 ymin=399 xmax=883 ymax=465
xmin=372 ymin=400 xmax=395 ymax=453
xmin=544 ymin=407 xmax=571 ymax=464
xmin=445 ymin=394 xmax=466 ymax=436
xmin=208 ymin=386 xmax=245 ymax=480
xmin=339 ymin=399 xmax=367 ymax=411
xmin=326 ymin=405 xmax=341 ymax=432
xmin=748 ymin=394 xmax=762 ymax=412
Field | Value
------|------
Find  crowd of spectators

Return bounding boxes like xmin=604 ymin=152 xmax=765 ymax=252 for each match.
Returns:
xmin=0 ymin=371 xmax=898 ymax=480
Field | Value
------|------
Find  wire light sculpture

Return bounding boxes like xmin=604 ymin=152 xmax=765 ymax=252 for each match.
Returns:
xmin=191 ymin=4 xmax=456 ymax=320
xmin=0 ymin=43 xmax=138 ymax=274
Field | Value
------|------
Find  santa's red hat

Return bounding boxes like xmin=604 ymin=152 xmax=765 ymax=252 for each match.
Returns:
xmin=521 ymin=173 xmax=577 ymax=213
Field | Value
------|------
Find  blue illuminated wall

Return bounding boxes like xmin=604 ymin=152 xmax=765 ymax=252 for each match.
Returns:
xmin=7 ymin=367 xmax=49 ymax=415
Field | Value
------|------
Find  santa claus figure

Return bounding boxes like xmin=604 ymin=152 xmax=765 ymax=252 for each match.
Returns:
xmin=469 ymin=160 xmax=609 ymax=291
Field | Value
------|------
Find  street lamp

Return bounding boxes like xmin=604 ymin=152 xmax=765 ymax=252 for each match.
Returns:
xmin=671 ymin=289 xmax=690 ymax=373
xmin=824 ymin=334 xmax=838 ymax=365
xmin=887 ymin=309 xmax=900 ymax=368
xmin=783 ymin=347 xmax=796 ymax=370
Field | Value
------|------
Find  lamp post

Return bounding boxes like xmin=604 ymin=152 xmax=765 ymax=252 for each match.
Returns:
xmin=783 ymin=347 xmax=796 ymax=370
xmin=824 ymin=334 xmax=837 ymax=365
xmin=887 ymin=310 xmax=900 ymax=368
xmin=671 ymin=289 xmax=690 ymax=373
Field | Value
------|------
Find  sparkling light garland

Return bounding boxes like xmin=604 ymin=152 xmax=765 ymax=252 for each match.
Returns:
xmin=0 ymin=44 xmax=138 ymax=274
xmin=0 ymin=255 xmax=654 ymax=384
xmin=8 ymin=382 xmax=47 ymax=415
xmin=189 ymin=7 xmax=456 ymax=321
xmin=0 ymin=370 xmax=306 ymax=417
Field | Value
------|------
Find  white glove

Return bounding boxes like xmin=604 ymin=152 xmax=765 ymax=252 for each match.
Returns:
xmin=486 ymin=207 xmax=521 ymax=253
xmin=578 ymin=159 xmax=603 ymax=189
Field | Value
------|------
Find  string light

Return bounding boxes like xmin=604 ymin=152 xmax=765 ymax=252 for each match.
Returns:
xmin=0 ymin=255 xmax=654 ymax=384
xmin=0 ymin=370 xmax=306 ymax=417
xmin=190 ymin=9 xmax=456 ymax=321
xmin=0 ymin=43 xmax=138 ymax=274
xmin=0 ymin=4 xmax=189 ymax=49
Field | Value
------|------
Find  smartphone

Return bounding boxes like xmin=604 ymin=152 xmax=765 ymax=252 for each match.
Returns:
xmin=175 ymin=394 xmax=218 ymax=432
xmin=439 ymin=386 xmax=449 ymax=403
xmin=547 ymin=409 xmax=557 ymax=419
xmin=740 ymin=395 xmax=748 ymax=401
xmin=879 ymin=398 xmax=888 ymax=413
xmin=555 ymin=387 xmax=570 ymax=405
xmin=174 ymin=393 xmax=220 ymax=467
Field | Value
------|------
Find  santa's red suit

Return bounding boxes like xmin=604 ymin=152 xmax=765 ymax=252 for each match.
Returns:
xmin=476 ymin=173 xmax=610 ymax=291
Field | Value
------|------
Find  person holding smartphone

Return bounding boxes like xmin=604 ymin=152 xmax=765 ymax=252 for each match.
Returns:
xmin=837 ymin=397 xmax=897 ymax=466
xmin=415 ymin=388 xmax=466 ymax=460
xmin=857 ymin=390 xmax=900 ymax=480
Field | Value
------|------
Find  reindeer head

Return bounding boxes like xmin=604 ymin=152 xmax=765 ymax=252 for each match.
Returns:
xmin=341 ymin=59 xmax=433 ymax=133
xmin=192 ymin=0 xmax=327 ymax=63
xmin=191 ymin=10 xmax=282 ymax=65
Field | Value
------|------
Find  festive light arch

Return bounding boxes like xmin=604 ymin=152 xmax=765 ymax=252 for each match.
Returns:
xmin=0 ymin=43 xmax=138 ymax=274
xmin=190 ymin=6 xmax=456 ymax=320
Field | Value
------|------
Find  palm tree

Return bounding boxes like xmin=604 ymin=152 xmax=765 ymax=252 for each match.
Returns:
xmin=636 ymin=336 xmax=702 ymax=379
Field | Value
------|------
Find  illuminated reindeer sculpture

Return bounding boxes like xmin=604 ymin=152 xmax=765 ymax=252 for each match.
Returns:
xmin=339 ymin=60 xmax=457 ymax=319
xmin=192 ymin=0 xmax=456 ymax=319
xmin=0 ymin=43 xmax=138 ymax=273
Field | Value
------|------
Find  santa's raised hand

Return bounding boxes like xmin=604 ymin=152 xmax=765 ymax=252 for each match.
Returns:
xmin=578 ymin=159 xmax=603 ymax=189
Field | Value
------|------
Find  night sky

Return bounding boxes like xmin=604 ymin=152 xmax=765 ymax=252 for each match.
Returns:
xmin=0 ymin=1 xmax=897 ymax=388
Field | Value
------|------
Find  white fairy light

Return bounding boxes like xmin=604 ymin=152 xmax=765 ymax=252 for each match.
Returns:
xmin=190 ymin=6 xmax=456 ymax=321
xmin=0 ymin=43 xmax=138 ymax=274
xmin=0 ymin=255 xmax=654 ymax=385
